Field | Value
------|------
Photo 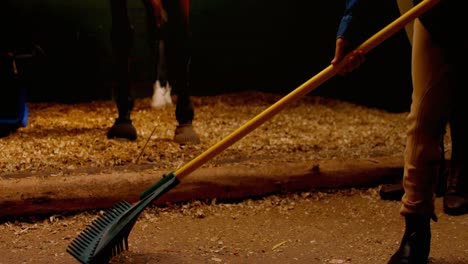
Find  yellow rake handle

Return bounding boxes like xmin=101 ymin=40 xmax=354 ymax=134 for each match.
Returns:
xmin=174 ymin=0 xmax=440 ymax=180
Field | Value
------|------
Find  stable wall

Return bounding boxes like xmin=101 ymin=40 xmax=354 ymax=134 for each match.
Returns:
xmin=2 ymin=0 xmax=412 ymax=112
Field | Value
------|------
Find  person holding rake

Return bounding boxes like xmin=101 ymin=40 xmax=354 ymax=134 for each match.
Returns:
xmin=331 ymin=0 xmax=467 ymax=263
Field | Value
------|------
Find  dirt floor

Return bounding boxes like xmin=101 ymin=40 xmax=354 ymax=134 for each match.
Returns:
xmin=0 ymin=91 xmax=467 ymax=264
xmin=0 ymin=189 xmax=467 ymax=264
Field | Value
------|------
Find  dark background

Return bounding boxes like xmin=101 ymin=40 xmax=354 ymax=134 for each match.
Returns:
xmin=2 ymin=0 xmax=412 ymax=112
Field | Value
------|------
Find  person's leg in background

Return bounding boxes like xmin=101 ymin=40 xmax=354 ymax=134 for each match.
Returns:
xmin=107 ymin=0 xmax=137 ymax=141
xmin=443 ymin=53 xmax=468 ymax=216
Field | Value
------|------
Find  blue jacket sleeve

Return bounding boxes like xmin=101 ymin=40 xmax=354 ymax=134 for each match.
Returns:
xmin=336 ymin=0 xmax=360 ymax=39
xmin=336 ymin=0 xmax=373 ymax=48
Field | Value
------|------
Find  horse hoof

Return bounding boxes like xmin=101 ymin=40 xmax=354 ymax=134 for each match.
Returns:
xmin=107 ymin=118 xmax=137 ymax=141
xmin=174 ymin=124 xmax=200 ymax=145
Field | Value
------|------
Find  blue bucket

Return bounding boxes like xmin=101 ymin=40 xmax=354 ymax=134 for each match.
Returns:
xmin=0 ymin=54 xmax=29 ymax=136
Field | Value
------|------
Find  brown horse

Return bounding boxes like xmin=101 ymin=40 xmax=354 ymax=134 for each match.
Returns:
xmin=106 ymin=0 xmax=200 ymax=144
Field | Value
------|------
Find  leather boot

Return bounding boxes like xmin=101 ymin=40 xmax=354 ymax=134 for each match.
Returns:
xmin=387 ymin=214 xmax=431 ymax=264
xmin=444 ymin=106 xmax=468 ymax=215
xmin=443 ymin=163 xmax=468 ymax=215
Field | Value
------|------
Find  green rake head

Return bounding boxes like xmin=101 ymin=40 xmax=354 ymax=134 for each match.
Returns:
xmin=67 ymin=172 xmax=179 ymax=264
xmin=67 ymin=200 xmax=135 ymax=264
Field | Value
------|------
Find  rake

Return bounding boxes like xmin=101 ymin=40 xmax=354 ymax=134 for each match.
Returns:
xmin=66 ymin=1 xmax=440 ymax=263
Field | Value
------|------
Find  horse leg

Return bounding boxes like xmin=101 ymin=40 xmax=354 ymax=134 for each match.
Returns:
xmin=165 ymin=0 xmax=199 ymax=144
xmin=151 ymin=38 xmax=173 ymax=108
xmin=173 ymin=74 xmax=200 ymax=144
xmin=143 ymin=0 xmax=172 ymax=108
xmin=106 ymin=0 xmax=137 ymax=140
